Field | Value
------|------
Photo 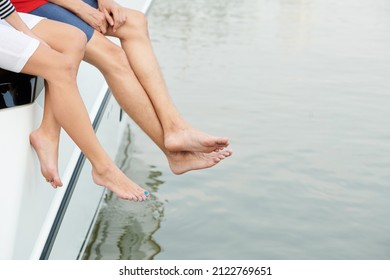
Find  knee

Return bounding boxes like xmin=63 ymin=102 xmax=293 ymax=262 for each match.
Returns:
xmin=45 ymin=56 xmax=78 ymax=88
xmin=65 ymin=27 xmax=87 ymax=62
xmin=102 ymin=44 xmax=129 ymax=74
xmin=56 ymin=55 xmax=79 ymax=82
xmin=129 ymin=10 xmax=148 ymax=30
xmin=120 ymin=10 xmax=149 ymax=38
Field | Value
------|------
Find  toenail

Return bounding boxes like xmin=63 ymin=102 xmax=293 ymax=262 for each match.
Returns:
xmin=144 ymin=191 xmax=149 ymax=195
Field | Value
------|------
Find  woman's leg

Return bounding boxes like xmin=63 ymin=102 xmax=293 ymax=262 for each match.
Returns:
xmin=23 ymin=20 xmax=148 ymax=201
xmin=29 ymin=80 xmax=62 ymax=188
xmin=29 ymin=20 xmax=85 ymax=188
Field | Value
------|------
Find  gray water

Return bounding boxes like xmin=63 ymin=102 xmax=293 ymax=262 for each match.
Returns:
xmin=83 ymin=0 xmax=390 ymax=260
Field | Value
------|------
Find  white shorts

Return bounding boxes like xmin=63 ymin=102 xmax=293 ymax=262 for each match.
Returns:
xmin=0 ymin=13 xmax=43 ymax=73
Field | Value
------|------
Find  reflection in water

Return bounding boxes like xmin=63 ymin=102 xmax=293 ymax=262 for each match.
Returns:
xmin=84 ymin=0 xmax=390 ymax=259
xmin=82 ymin=123 xmax=165 ymax=260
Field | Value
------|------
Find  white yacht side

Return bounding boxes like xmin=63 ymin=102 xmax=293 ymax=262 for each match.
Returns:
xmin=0 ymin=0 xmax=154 ymax=260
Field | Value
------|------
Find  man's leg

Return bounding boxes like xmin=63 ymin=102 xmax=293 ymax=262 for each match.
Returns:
xmin=84 ymin=32 xmax=232 ymax=174
xmin=105 ymin=9 xmax=230 ymax=153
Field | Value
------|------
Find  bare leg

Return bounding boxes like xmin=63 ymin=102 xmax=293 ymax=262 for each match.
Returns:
xmin=29 ymin=80 xmax=62 ymax=188
xmin=84 ymin=32 xmax=232 ymax=174
xmin=105 ymin=10 xmax=230 ymax=153
xmin=23 ymin=20 xmax=148 ymax=201
xmin=29 ymin=20 xmax=85 ymax=188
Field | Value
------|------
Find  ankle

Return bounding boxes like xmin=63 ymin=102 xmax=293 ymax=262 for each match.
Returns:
xmin=162 ymin=116 xmax=189 ymax=132
xmin=92 ymin=162 xmax=116 ymax=177
xmin=165 ymin=124 xmax=192 ymax=139
xmin=32 ymin=126 xmax=60 ymax=142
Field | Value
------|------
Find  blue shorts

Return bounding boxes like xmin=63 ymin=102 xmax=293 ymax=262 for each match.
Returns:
xmin=30 ymin=0 xmax=98 ymax=42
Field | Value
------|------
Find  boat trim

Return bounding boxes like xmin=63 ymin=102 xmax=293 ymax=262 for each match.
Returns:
xmin=39 ymin=89 xmax=112 ymax=260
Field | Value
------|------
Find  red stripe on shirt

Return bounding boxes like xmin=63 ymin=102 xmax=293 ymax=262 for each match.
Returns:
xmin=11 ymin=0 xmax=48 ymax=13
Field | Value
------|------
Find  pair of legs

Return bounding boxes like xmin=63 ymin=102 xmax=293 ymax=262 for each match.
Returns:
xmin=85 ymin=9 xmax=232 ymax=170
xmin=31 ymin=2 xmax=232 ymax=187
xmin=24 ymin=18 xmax=149 ymax=201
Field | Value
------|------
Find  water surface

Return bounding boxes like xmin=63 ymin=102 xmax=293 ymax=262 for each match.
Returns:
xmin=84 ymin=0 xmax=390 ymax=260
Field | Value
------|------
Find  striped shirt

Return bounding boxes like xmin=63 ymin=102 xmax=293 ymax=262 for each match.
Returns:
xmin=0 ymin=0 xmax=15 ymax=19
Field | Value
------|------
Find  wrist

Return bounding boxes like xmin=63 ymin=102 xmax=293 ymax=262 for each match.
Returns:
xmin=74 ymin=2 xmax=89 ymax=17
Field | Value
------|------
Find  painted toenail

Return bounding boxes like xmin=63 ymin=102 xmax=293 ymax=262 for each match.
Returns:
xmin=144 ymin=191 xmax=149 ymax=195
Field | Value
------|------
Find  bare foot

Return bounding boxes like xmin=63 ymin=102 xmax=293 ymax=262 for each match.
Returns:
xmin=164 ymin=127 xmax=229 ymax=153
xmin=167 ymin=149 xmax=233 ymax=175
xmin=92 ymin=164 xmax=150 ymax=201
xmin=29 ymin=129 xmax=63 ymax=188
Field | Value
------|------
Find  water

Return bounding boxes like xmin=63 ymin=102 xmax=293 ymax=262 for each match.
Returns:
xmin=83 ymin=0 xmax=390 ymax=260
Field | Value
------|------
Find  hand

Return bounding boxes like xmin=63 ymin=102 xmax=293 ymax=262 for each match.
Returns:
xmin=98 ymin=0 xmax=127 ymax=33
xmin=80 ymin=4 xmax=108 ymax=34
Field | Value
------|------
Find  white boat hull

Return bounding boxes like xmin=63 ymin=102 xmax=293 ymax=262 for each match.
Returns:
xmin=0 ymin=0 xmax=154 ymax=260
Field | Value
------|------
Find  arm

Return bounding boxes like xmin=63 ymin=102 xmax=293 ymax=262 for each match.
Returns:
xmin=47 ymin=0 xmax=108 ymax=33
xmin=0 ymin=0 xmax=15 ymax=19
xmin=3 ymin=2 xmax=47 ymax=45
xmin=4 ymin=10 xmax=32 ymax=33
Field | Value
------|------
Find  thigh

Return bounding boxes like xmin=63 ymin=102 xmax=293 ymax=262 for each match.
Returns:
xmin=31 ymin=18 xmax=87 ymax=54
xmin=0 ymin=24 xmax=40 ymax=73
xmin=31 ymin=2 xmax=95 ymax=41
xmin=21 ymin=37 xmax=78 ymax=84
xmin=0 ymin=23 xmax=66 ymax=82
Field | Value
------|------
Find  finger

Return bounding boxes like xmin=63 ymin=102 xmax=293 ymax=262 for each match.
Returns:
xmin=99 ymin=21 xmax=108 ymax=34
xmin=93 ymin=22 xmax=101 ymax=32
xmin=112 ymin=8 xmax=124 ymax=32
xmin=103 ymin=9 xmax=114 ymax=27
xmin=113 ymin=17 xmax=125 ymax=32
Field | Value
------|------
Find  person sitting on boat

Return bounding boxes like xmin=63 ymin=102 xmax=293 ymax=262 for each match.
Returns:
xmin=10 ymin=0 xmax=233 ymax=186
xmin=0 ymin=0 xmax=150 ymax=201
